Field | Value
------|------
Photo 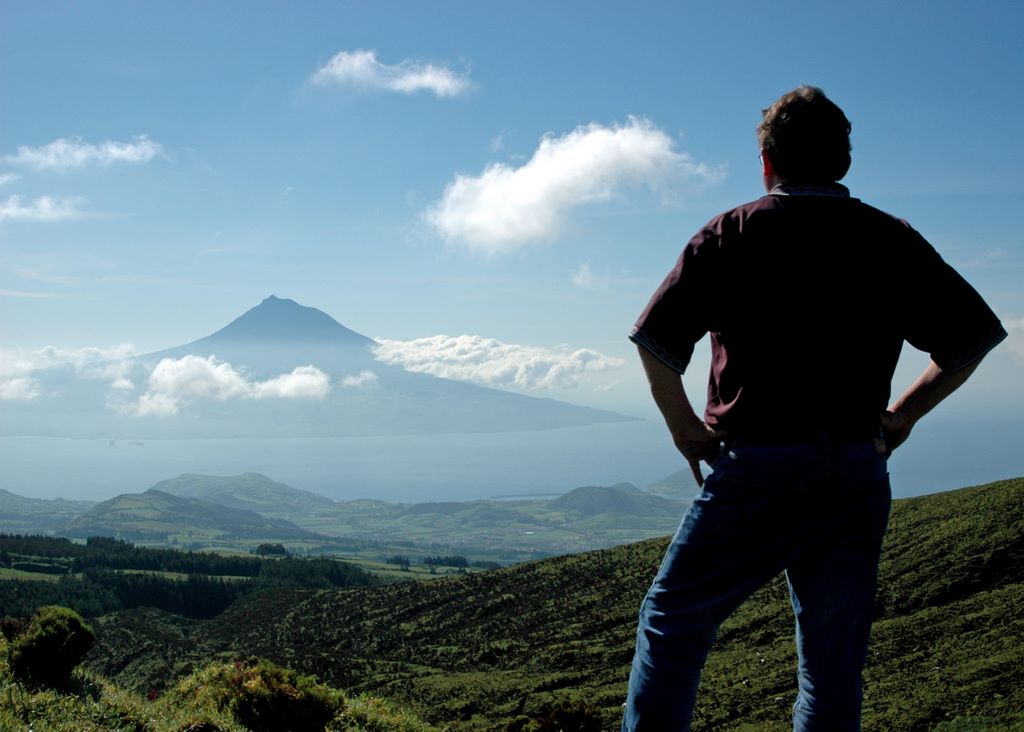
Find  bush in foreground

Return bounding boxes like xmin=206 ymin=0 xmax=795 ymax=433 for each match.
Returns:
xmin=173 ymin=657 xmax=344 ymax=732
xmin=6 ymin=605 xmax=95 ymax=690
xmin=506 ymin=698 xmax=603 ymax=732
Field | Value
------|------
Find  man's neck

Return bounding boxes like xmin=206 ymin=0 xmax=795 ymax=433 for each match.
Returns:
xmin=769 ymin=181 xmax=851 ymax=198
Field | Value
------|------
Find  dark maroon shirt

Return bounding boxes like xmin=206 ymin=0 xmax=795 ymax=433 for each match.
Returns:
xmin=630 ymin=184 xmax=1007 ymax=437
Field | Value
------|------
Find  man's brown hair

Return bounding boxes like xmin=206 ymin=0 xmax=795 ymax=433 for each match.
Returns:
xmin=757 ymin=86 xmax=852 ymax=183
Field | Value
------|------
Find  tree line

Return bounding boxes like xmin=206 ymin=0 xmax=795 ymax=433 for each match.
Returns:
xmin=0 ymin=534 xmax=265 ymax=576
xmin=0 ymin=534 xmax=376 ymax=620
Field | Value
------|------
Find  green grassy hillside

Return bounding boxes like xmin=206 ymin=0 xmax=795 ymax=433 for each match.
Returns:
xmin=0 ymin=644 xmax=436 ymax=732
xmin=0 ymin=490 xmax=94 ymax=535
xmin=153 ymin=474 xmax=690 ymax=558
xmin=83 ymin=476 xmax=1024 ymax=730
xmin=153 ymin=471 xmax=338 ymax=513
xmin=64 ymin=488 xmax=321 ymax=543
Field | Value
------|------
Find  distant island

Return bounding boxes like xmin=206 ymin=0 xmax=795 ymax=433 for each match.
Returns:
xmin=3 ymin=295 xmax=635 ymax=440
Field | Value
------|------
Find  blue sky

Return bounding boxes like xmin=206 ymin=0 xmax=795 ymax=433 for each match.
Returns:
xmin=2 ymin=0 xmax=1022 ymax=425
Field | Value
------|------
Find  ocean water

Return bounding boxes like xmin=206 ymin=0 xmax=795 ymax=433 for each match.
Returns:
xmin=0 ymin=416 xmax=1019 ymax=504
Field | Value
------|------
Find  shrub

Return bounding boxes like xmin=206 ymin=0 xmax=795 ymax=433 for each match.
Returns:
xmin=175 ymin=657 xmax=344 ymax=732
xmin=0 ymin=616 xmax=25 ymax=641
xmin=506 ymin=698 xmax=603 ymax=732
xmin=6 ymin=605 xmax=95 ymax=689
xmin=255 ymin=543 xmax=288 ymax=556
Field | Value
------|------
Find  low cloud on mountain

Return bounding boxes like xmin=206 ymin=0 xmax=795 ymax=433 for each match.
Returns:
xmin=372 ymin=334 xmax=623 ymax=390
xmin=126 ymin=356 xmax=332 ymax=416
xmin=0 ymin=344 xmax=138 ymax=400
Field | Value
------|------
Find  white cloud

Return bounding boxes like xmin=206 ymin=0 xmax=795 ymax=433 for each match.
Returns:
xmin=147 ymin=355 xmax=251 ymax=401
xmin=0 ymin=173 xmax=19 ymax=186
xmin=135 ymin=392 xmax=179 ymax=417
xmin=0 ymin=289 xmax=66 ymax=298
xmin=1 ymin=344 xmax=140 ymax=399
xmin=341 ymin=370 xmax=379 ymax=388
xmin=0 ymin=377 xmax=41 ymax=401
xmin=37 ymin=344 xmax=138 ymax=372
xmin=0 ymin=348 xmax=334 ymax=414
xmin=425 ymin=117 xmax=723 ymax=254
xmin=490 ymin=131 xmax=509 ymax=154
xmin=6 ymin=135 xmax=162 ymax=171
xmin=0 ymin=344 xmax=137 ymax=379
xmin=372 ymin=335 xmax=624 ymax=390
xmin=129 ymin=356 xmax=332 ymax=415
xmin=251 ymin=365 xmax=331 ymax=399
xmin=311 ymin=49 xmax=470 ymax=98
xmin=0 ymin=195 xmax=84 ymax=222
xmin=1003 ymin=315 xmax=1024 ymax=362
xmin=571 ymin=260 xmax=608 ymax=290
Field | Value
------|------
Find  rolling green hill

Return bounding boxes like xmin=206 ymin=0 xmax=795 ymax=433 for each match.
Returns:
xmin=152 ymin=472 xmax=338 ymax=516
xmin=121 ymin=473 xmax=691 ymax=558
xmin=84 ymin=476 xmax=1024 ymax=730
xmin=0 ymin=472 xmax=693 ymax=559
xmin=64 ymin=489 xmax=322 ymax=543
xmin=0 ymin=490 xmax=94 ymax=535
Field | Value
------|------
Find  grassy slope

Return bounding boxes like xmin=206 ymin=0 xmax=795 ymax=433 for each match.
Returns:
xmin=86 ymin=476 xmax=1024 ymax=731
xmin=64 ymin=489 xmax=320 ymax=543
xmin=0 ymin=651 xmax=436 ymax=732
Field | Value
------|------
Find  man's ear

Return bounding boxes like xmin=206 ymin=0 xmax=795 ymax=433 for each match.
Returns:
xmin=760 ymin=149 xmax=775 ymax=177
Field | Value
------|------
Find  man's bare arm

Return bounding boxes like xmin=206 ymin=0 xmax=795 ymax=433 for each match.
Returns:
xmin=637 ymin=346 xmax=722 ymax=486
xmin=876 ymin=358 xmax=982 ymax=455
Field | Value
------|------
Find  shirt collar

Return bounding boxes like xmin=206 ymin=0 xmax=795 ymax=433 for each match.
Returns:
xmin=769 ymin=182 xmax=851 ymax=198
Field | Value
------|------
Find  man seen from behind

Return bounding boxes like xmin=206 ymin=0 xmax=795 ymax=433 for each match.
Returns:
xmin=621 ymin=86 xmax=1007 ymax=731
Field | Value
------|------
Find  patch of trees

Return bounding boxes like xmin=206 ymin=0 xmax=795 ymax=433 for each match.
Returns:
xmin=422 ymin=555 xmax=469 ymax=568
xmin=0 ymin=534 xmax=265 ymax=577
xmin=386 ymin=555 xmax=411 ymax=569
xmin=256 ymin=557 xmax=371 ymax=590
xmin=255 ymin=543 xmax=288 ymax=556
xmin=420 ymin=555 xmax=501 ymax=571
xmin=0 ymin=571 xmax=244 ymax=620
xmin=10 ymin=561 xmax=69 ymax=575
xmin=0 ymin=534 xmax=377 ymax=620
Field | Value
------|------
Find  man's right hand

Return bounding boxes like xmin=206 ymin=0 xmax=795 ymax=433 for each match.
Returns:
xmin=636 ymin=345 xmax=724 ymax=488
xmin=671 ymin=422 xmax=724 ymax=487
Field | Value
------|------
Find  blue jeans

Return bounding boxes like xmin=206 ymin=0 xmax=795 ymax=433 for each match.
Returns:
xmin=622 ymin=438 xmax=891 ymax=731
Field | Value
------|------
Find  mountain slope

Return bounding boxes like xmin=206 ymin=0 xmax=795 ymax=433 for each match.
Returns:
xmin=86 ymin=476 xmax=1024 ymax=730
xmin=64 ymin=489 xmax=321 ymax=542
xmin=0 ymin=489 xmax=94 ymax=534
xmin=644 ymin=468 xmax=696 ymax=501
xmin=135 ymin=473 xmax=689 ymax=556
xmin=551 ymin=483 xmax=676 ymax=516
xmin=151 ymin=472 xmax=337 ymax=516
xmin=144 ymin=295 xmax=380 ymax=378
xmin=203 ymin=295 xmax=374 ymax=346
xmin=3 ymin=295 xmax=634 ymax=439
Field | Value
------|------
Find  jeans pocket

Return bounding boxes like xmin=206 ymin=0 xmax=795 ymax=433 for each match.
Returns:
xmin=710 ymin=444 xmax=821 ymax=495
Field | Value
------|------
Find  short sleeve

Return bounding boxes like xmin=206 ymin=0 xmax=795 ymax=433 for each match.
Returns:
xmin=898 ymin=224 xmax=1007 ymax=372
xmin=629 ymin=228 xmax=718 ymax=374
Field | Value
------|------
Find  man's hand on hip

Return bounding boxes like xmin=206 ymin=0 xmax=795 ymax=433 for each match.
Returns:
xmin=636 ymin=345 xmax=725 ymax=487
xmin=876 ymin=410 xmax=914 ymax=457
xmin=671 ymin=421 xmax=725 ymax=487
